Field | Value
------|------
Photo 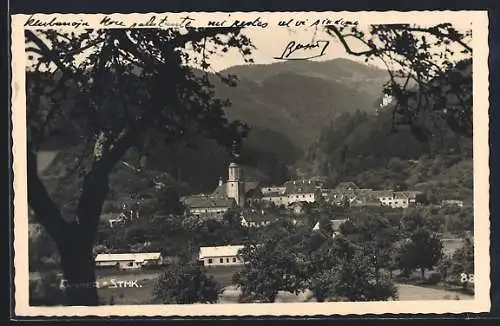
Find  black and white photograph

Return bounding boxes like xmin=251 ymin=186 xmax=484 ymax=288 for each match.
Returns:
xmin=11 ymin=11 xmax=490 ymax=316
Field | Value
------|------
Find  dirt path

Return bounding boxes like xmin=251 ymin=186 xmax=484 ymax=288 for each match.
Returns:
xmin=396 ymin=284 xmax=473 ymax=301
xmin=219 ymin=284 xmax=473 ymax=303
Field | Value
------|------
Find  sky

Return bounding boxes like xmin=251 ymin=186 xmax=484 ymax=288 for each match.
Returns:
xmin=202 ymin=23 xmax=473 ymax=72
xmin=25 ymin=20 xmax=473 ymax=73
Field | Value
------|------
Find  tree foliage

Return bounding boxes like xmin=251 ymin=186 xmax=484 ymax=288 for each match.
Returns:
xmin=26 ymin=27 xmax=254 ymax=305
xmin=233 ymin=220 xmax=308 ymax=302
xmin=325 ymin=23 xmax=472 ymax=139
xmin=153 ymin=261 xmax=221 ymax=304
xmin=396 ymin=228 xmax=443 ymax=280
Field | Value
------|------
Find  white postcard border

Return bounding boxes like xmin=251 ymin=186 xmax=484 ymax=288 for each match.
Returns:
xmin=11 ymin=11 xmax=491 ymax=316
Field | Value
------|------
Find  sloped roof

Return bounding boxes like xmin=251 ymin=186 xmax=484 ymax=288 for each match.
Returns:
xmin=331 ymin=219 xmax=348 ymax=231
xmin=243 ymin=180 xmax=260 ymax=193
xmin=241 ymin=212 xmax=275 ymax=223
xmin=371 ymin=190 xmax=396 ymax=198
xmin=284 ymin=180 xmax=317 ymax=194
xmin=335 ymin=182 xmax=359 ymax=190
xmin=261 ymin=186 xmax=287 ymax=195
xmin=313 ymin=219 xmax=348 ymax=231
xmin=199 ymin=245 xmax=244 ymax=259
xmin=262 ymin=191 xmax=287 ymax=198
xmin=211 ymin=181 xmax=260 ymax=197
xmin=95 ymin=252 xmax=162 ymax=262
xmin=182 ymin=194 xmax=235 ymax=209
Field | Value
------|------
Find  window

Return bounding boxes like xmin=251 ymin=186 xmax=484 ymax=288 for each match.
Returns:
xmin=208 ymin=259 xmax=213 ymax=264
xmin=220 ymin=258 xmax=224 ymax=263
xmin=233 ymin=258 xmax=236 ymax=262
xmin=226 ymin=258 xmax=230 ymax=263
xmin=127 ymin=262 xmax=134 ymax=267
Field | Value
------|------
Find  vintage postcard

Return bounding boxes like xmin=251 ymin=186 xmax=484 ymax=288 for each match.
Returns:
xmin=12 ymin=11 xmax=490 ymax=316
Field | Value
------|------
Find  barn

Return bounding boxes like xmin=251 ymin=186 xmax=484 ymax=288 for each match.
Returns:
xmin=94 ymin=252 xmax=164 ymax=270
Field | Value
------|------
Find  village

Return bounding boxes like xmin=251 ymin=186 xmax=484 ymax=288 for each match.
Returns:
xmin=95 ymin=159 xmax=466 ymax=272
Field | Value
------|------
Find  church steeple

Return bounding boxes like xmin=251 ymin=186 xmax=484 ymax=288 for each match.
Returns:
xmin=227 ymin=140 xmax=243 ymax=206
xmin=231 ymin=140 xmax=241 ymax=164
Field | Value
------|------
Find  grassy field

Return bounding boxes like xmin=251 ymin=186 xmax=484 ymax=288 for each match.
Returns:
xmin=205 ymin=265 xmax=244 ymax=288
xmin=34 ymin=236 xmax=471 ymax=305
xmin=98 ymin=278 xmax=157 ymax=305
xmin=97 ymin=265 xmax=244 ymax=305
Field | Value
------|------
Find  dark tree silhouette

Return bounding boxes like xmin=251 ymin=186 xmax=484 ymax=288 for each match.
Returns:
xmin=153 ymin=261 xmax=221 ymax=304
xmin=25 ymin=28 xmax=254 ymax=305
xmin=325 ymin=23 xmax=472 ymax=139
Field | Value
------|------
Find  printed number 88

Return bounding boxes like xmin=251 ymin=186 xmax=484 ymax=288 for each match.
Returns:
xmin=460 ymin=273 xmax=474 ymax=284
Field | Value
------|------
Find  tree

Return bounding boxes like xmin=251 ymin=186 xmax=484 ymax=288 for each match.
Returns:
xmin=233 ymin=220 xmax=308 ymax=302
xmin=450 ymin=237 xmax=474 ymax=290
xmin=308 ymin=238 xmax=398 ymax=302
xmin=437 ymin=254 xmax=453 ymax=284
xmin=29 ymin=272 xmax=67 ymax=306
xmin=26 ymin=28 xmax=254 ymax=305
xmin=325 ymin=23 xmax=472 ymax=140
xmin=153 ymin=261 xmax=221 ymax=304
xmin=397 ymin=228 xmax=443 ymax=280
xmin=329 ymin=253 xmax=398 ymax=301
xmin=340 ymin=215 xmax=400 ymax=281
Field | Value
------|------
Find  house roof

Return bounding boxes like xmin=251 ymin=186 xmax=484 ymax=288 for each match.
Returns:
xmin=95 ymin=252 xmax=162 ymax=262
xmin=335 ymin=182 xmax=359 ymax=190
xmin=241 ymin=213 xmax=275 ymax=223
xmin=182 ymin=194 xmax=235 ymax=209
xmin=199 ymin=245 xmax=245 ymax=259
xmin=312 ymin=219 xmax=348 ymax=232
xmin=287 ymin=201 xmax=309 ymax=207
xmin=394 ymin=192 xmax=410 ymax=199
xmin=211 ymin=180 xmax=260 ymax=197
xmin=284 ymin=181 xmax=317 ymax=194
xmin=261 ymin=186 xmax=287 ymax=195
xmin=331 ymin=219 xmax=348 ymax=230
xmin=372 ymin=190 xmax=396 ymax=198
xmin=262 ymin=191 xmax=287 ymax=198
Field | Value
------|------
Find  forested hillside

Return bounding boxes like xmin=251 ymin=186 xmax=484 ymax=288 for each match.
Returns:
xmin=34 ymin=58 xmax=388 ymax=194
xmin=298 ymin=110 xmax=473 ymax=203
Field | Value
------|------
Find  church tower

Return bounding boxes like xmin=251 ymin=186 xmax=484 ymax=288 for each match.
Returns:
xmin=226 ymin=141 xmax=245 ymax=207
xmin=227 ymin=162 xmax=241 ymax=205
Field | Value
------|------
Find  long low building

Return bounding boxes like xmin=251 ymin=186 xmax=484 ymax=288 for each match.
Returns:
xmin=198 ymin=245 xmax=245 ymax=267
xmin=95 ymin=252 xmax=164 ymax=270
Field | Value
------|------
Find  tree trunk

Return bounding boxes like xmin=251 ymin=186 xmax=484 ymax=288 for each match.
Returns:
xmin=420 ymin=268 xmax=426 ymax=281
xmin=58 ymin=232 xmax=99 ymax=306
xmin=315 ymin=292 xmax=326 ymax=302
xmin=265 ymin=291 xmax=277 ymax=303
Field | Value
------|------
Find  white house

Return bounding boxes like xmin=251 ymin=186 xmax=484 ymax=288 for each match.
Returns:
xmin=95 ymin=252 xmax=164 ymax=270
xmin=312 ymin=219 xmax=348 ymax=238
xmin=441 ymin=199 xmax=464 ymax=207
xmin=240 ymin=213 xmax=273 ymax=228
xmin=285 ymin=180 xmax=318 ymax=204
xmin=181 ymin=194 xmax=236 ymax=218
xmin=379 ymin=192 xmax=409 ymax=208
xmin=261 ymin=186 xmax=287 ymax=196
xmin=261 ymin=192 xmax=290 ymax=207
xmin=198 ymin=245 xmax=245 ymax=266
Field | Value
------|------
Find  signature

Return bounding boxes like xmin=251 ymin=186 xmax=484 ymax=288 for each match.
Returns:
xmin=274 ymin=40 xmax=330 ymax=60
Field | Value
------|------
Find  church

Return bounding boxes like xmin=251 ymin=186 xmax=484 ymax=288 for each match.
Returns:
xmin=181 ymin=158 xmax=260 ymax=218
xmin=211 ymin=161 xmax=260 ymax=207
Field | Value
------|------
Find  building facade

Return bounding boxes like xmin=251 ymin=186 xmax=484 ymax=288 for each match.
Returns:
xmin=95 ymin=252 xmax=164 ymax=270
xmin=198 ymin=245 xmax=245 ymax=266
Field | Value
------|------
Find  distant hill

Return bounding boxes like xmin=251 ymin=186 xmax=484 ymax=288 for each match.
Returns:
xmin=216 ymin=58 xmax=389 ymax=149
xmin=31 ymin=58 xmax=390 ymax=194
xmin=222 ymin=58 xmax=388 ymax=97
xmin=298 ymin=108 xmax=473 ymax=203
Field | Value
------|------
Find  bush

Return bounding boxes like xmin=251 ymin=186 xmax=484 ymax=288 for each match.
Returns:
xmin=426 ymin=272 xmax=441 ymax=285
xmin=29 ymin=272 xmax=67 ymax=306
